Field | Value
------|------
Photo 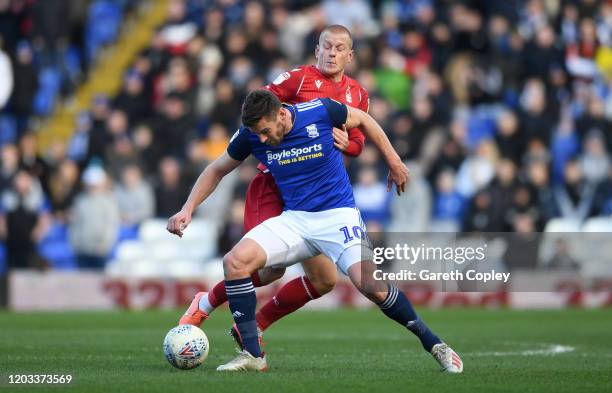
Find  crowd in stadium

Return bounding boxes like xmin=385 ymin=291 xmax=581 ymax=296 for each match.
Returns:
xmin=0 ymin=0 xmax=611 ymax=271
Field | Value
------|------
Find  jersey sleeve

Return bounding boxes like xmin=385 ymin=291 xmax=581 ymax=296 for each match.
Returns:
xmin=320 ymin=98 xmax=348 ymax=129
xmin=344 ymin=87 xmax=369 ymax=157
xmin=226 ymin=127 xmax=252 ymax=161
xmin=263 ymin=67 xmax=305 ymax=102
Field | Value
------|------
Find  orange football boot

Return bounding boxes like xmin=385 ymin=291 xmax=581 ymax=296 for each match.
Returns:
xmin=179 ymin=292 xmax=210 ymax=327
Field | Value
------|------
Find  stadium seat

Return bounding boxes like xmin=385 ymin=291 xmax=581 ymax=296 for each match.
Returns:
xmin=117 ymin=224 xmax=140 ymax=242
xmin=180 ymin=240 xmax=216 ymax=260
xmin=37 ymin=221 xmax=77 ymax=270
xmin=33 ymin=67 xmax=61 ymax=116
xmin=582 ymin=217 xmax=612 ymax=232
xmin=543 ymin=218 xmax=582 ymax=232
xmin=38 ymin=241 xmax=77 ymax=270
xmin=0 ymin=115 xmax=17 ymax=145
xmin=139 ymin=218 xmax=217 ymax=244
xmin=86 ymin=0 xmax=123 ymax=61
xmin=182 ymin=219 xmax=218 ymax=242
xmin=429 ymin=219 xmax=461 ymax=233
xmin=166 ymin=259 xmax=206 ymax=278
xmin=129 ymin=259 xmax=167 ymax=277
xmin=0 ymin=242 xmax=6 ymax=275
xmin=139 ymin=219 xmax=173 ymax=242
xmin=116 ymin=240 xmax=151 ymax=261
xmin=104 ymin=258 xmax=123 ymax=276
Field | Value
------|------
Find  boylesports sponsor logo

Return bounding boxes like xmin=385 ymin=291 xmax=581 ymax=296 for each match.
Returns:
xmin=266 ymin=144 xmax=323 ymax=164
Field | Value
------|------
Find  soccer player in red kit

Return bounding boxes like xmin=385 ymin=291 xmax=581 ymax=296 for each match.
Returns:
xmin=180 ymin=25 xmax=369 ymax=336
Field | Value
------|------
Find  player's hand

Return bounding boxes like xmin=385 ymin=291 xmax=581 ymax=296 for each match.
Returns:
xmin=167 ymin=209 xmax=192 ymax=238
xmin=333 ymin=125 xmax=349 ymax=151
xmin=387 ymin=161 xmax=410 ymax=196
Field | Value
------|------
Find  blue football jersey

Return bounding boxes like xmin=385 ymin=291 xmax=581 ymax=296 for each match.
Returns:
xmin=227 ymin=98 xmax=355 ymax=212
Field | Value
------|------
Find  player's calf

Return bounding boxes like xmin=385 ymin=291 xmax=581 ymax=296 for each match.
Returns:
xmin=347 ymin=261 xmax=448 ymax=357
xmin=255 ymin=266 xmax=286 ymax=286
xmin=222 ymin=239 xmax=267 ymax=359
xmin=302 ymin=254 xmax=338 ymax=295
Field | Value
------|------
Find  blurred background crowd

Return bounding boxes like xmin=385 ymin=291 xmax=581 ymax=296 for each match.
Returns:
xmin=0 ymin=0 xmax=611 ymax=273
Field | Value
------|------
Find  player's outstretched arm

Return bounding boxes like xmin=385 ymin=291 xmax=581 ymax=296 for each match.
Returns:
xmin=344 ymin=106 xmax=409 ymax=195
xmin=167 ymin=152 xmax=241 ymax=237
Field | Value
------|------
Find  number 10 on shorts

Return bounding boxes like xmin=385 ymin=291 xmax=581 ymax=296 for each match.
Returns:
xmin=339 ymin=225 xmax=366 ymax=244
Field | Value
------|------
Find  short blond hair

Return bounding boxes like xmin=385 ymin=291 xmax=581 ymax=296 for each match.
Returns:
xmin=319 ymin=25 xmax=353 ymax=49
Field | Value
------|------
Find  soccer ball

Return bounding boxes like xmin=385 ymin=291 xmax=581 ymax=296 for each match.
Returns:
xmin=163 ymin=324 xmax=210 ymax=370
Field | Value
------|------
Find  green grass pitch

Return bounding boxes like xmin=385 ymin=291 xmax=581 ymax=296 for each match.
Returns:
xmin=1 ymin=308 xmax=611 ymax=392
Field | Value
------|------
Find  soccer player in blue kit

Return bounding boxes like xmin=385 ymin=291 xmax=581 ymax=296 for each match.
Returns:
xmin=167 ymin=90 xmax=463 ymax=373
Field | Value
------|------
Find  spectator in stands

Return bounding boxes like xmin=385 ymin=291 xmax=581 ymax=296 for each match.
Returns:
xmin=0 ymin=170 xmax=51 ymax=269
xmin=132 ymin=124 xmax=161 ymax=177
xmin=156 ymin=57 xmax=195 ymax=109
xmin=576 ymin=94 xmax=611 ymax=150
xmin=115 ymin=164 xmax=154 ymax=229
xmin=69 ymin=166 xmax=119 ymax=269
xmin=427 ymin=137 xmax=466 ymax=186
xmin=494 ymin=110 xmax=524 ymax=162
xmin=10 ymin=41 xmax=37 ymax=134
xmin=432 ymin=168 xmax=465 ymax=228
xmin=152 ymin=92 xmax=196 ymax=158
xmin=485 ymin=158 xmax=519 ymax=228
xmin=455 ymin=139 xmax=498 ymax=198
xmin=591 ymin=168 xmax=612 ymax=216
xmin=199 ymin=123 xmax=229 ymax=162
xmin=388 ymin=163 xmax=431 ymax=232
xmin=18 ymin=133 xmax=51 ymax=191
xmin=546 ymin=238 xmax=580 ymax=271
xmin=526 ymin=161 xmax=559 ymax=224
xmin=0 ymin=143 xmax=19 ymax=191
xmin=208 ymin=79 xmax=240 ymax=130
xmin=388 ymin=113 xmax=414 ymax=162
xmin=503 ymin=213 xmax=540 ymax=270
xmin=154 ymin=156 xmax=189 ymax=218
xmin=87 ymin=95 xmax=112 ymax=163
xmin=463 ymin=190 xmax=501 ymax=232
xmin=506 ymin=184 xmax=540 ymax=230
xmin=554 ymin=159 xmax=596 ymax=222
xmin=113 ymin=70 xmax=150 ymax=126
xmin=105 ymin=134 xmax=142 ymax=181
xmin=353 ymin=167 xmax=390 ymax=226
xmin=580 ymin=131 xmax=610 ymax=185
xmin=519 ymin=78 xmax=557 ymax=146
xmin=67 ymin=112 xmax=94 ymax=165
xmin=47 ymin=159 xmax=80 ymax=222
xmin=551 ymin=113 xmax=580 ymax=184
xmin=218 ymin=198 xmax=246 ymax=255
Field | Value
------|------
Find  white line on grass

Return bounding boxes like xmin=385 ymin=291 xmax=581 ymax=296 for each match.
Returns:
xmin=467 ymin=344 xmax=575 ymax=357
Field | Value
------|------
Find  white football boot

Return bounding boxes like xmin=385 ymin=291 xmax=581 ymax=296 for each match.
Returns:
xmin=216 ymin=349 xmax=268 ymax=372
xmin=431 ymin=343 xmax=464 ymax=373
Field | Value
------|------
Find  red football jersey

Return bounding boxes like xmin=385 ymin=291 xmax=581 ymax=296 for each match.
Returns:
xmin=264 ymin=65 xmax=370 ymax=157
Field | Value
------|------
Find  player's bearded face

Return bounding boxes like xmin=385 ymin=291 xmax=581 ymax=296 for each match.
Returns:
xmin=253 ymin=112 xmax=285 ymax=146
xmin=316 ymin=32 xmax=353 ymax=77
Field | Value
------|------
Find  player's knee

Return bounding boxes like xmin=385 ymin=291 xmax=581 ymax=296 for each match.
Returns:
xmin=223 ymin=251 xmax=252 ymax=279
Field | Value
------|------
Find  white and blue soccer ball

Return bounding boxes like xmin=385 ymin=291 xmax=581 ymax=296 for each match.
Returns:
xmin=163 ymin=325 xmax=210 ymax=370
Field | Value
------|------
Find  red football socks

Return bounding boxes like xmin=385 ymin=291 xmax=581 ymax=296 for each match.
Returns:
xmin=256 ymin=276 xmax=321 ymax=331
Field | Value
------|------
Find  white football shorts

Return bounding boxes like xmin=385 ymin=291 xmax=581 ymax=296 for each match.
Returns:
xmin=243 ymin=207 xmax=373 ymax=275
